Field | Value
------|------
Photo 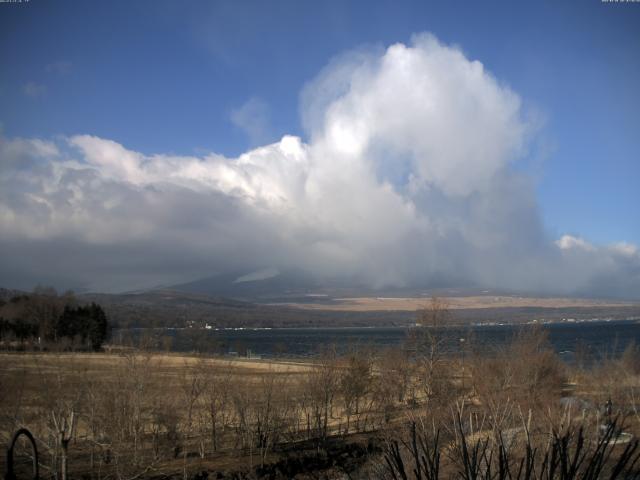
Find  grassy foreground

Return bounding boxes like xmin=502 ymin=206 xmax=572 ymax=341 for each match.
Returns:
xmin=2 ymin=328 xmax=640 ymax=479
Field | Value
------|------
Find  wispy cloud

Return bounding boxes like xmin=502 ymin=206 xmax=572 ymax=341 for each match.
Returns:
xmin=230 ymin=97 xmax=272 ymax=147
xmin=45 ymin=61 xmax=72 ymax=75
xmin=22 ymin=81 xmax=47 ymax=98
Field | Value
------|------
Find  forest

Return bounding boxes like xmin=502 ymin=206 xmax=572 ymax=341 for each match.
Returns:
xmin=0 ymin=288 xmax=110 ymax=351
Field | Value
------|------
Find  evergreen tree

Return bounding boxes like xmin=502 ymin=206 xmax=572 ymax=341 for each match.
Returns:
xmin=56 ymin=303 xmax=110 ymax=350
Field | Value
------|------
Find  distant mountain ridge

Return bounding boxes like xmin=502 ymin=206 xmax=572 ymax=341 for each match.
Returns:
xmin=169 ymin=270 xmax=321 ymax=300
xmin=166 ymin=270 xmax=522 ymax=302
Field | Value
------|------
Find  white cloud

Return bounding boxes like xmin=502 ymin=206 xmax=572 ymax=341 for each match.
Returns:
xmin=556 ymin=235 xmax=595 ymax=252
xmin=0 ymin=34 xmax=638 ymax=297
xmin=609 ymin=242 xmax=638 ymax=257
xmin=0 ymin=137 xmax=59 ymax=163
xmin=302 ymin=34 xmax=527 ymax=196
xmin=230 ymin=97 xmax=272 ymax=146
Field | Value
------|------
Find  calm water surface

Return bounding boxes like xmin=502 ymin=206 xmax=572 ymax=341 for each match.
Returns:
xmin=140 ymin=319 xmax=640 ymax=360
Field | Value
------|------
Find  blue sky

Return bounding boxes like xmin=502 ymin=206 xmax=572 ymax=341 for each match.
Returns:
xmin=1 ymin=1 xmax=639 ymax=294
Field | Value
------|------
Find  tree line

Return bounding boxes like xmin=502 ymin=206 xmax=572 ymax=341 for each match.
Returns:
xmin=0 ymin=287 xmax=110 ymax=350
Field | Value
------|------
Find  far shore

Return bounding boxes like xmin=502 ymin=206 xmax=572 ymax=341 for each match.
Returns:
xmin=266 ymin=295 xmax=640 ymax=312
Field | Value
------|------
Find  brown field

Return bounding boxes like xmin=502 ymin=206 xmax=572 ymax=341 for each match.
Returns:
xmin=2 ymin=332 xmax=640 ymax=479
xmin=0 ymin=349 xmax=401 ymax=479
xmin=272 ymin=295 xmax=638 ymax=311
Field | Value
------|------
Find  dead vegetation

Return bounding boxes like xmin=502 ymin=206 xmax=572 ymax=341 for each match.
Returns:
xmin=1 ymin=306 xmax=640 ymax=479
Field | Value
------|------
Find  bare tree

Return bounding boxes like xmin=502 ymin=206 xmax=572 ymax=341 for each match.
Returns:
xmin=33 ymin=355 xmax=83 ymax=480
xmin=339 ymin=349 xmax=372 ymax=433
xmin=179 ymin=359 xmax=205 ymax=479
xmin=303 ymin=348 xmax=339 ymax=443
xmin=252 ymin=370 xmax=295 ymax=466
xmin=51 ymin=410 xmax=76 ymax=480
xmin=468 ymin=326 xmax=564 ymax=434
xmin=373 ymin=347 xmax=414 ymax=427
xmin=203 ymin=365 xmax=233 ymax=453
xmin=411 ymin=297 xmax=454 ymax=406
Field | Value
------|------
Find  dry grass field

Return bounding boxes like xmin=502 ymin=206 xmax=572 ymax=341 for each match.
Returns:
xmin=273 ymin=295 xmax=639 ymax=312
xmin=0 ymin=349 xmax=395 ymax=479
xmin=2 ymin=328 xmax=640 ymax=479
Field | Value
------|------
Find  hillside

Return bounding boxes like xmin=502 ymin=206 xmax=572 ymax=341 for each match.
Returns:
xmin=79 ymin=289 xmax=640 ymax=329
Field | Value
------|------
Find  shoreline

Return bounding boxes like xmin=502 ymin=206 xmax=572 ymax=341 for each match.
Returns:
xmin=113 ymin=316 xmax=640 ymax=332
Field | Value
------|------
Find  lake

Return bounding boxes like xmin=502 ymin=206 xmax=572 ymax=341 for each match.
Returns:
xmin=140 ymin=319 xmax=640 ymax=361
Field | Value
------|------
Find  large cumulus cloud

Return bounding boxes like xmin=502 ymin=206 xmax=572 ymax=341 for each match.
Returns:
xmin=1 ymin=33 xmax=638 ymax=297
